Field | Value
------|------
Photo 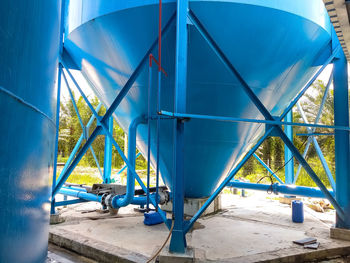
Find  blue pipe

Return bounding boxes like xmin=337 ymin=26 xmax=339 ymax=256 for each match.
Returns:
xmin=116 ymin=194 xmax=156 ymax=207
xmin=228 ymin=181 xmax=334 ymax=199
xmin=113 ymin=116 xmax=147 ymax=208
xmin=64 ymin=186 xmax=87 ymax=192
xmin=58 ymin=187 xmax=155 ymax=207
xmin=284 ymin=110 xmax=294 ymax=184
xmin=59 ymin=187 xmax=102 ymax=202
xmin=160 ymin=110 xmax=350 ymax=132
xmin=146 ymin=63 xmax=153 ymax=211
xmin=103 ymin=116 xmax=113 ymax=183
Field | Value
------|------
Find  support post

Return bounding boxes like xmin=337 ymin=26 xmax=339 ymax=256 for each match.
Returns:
xmin=51 ymin=64 xmax=62 ymax=215
xmin=103 ymin=116 xmax=113 ymax=183
xmin=169 ymin=0 xmax=188 ymax=254
xmin=333 ymin=51 xmax=350 ymax=229
xmin=51 ymin=0 xmax=65 ymax=214
xmin=284 ymin=110 xmax=294 ymax=184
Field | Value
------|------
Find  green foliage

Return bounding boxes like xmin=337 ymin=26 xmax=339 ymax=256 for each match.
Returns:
xmin=59 ymin=80 xmax=339 ymax=189
xmin=240 ymin=79 xmax=338 ymax=188
xmin=58 ymin=93 xmax=126 ymax=169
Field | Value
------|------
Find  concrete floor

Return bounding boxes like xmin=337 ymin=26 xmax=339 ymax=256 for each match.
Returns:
xmin=49 ymin=192 xmax=350 ymax=262
xmin=47 ymin=244 xmax=96 ymax=263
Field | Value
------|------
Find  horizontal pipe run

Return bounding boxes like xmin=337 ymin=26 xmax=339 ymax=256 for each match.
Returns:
xmin=160 ymin=111 xmax=350 ymax=132
xmin=58 ymin=188 xmax=158 ymax=208
xmin=59 ymin=188 xmax=102 ymax=202
xmin=63 ymin=186 xmax=87 ymax=192
xmin=124 ymin=194 xmax=158 ymax=206
xmin=55 ymin=199 xmax=89 ymax=207
xmin=228 ymin=181 xmax=335 ymax=199
xmin=296 ymin=133 xmax=334 ymax=136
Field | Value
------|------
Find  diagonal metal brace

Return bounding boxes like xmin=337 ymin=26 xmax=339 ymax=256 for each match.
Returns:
xmin=52 ymin=14 xmax=176 ymax=222
xmin=187 ymin=10 xmax=345 ymax=221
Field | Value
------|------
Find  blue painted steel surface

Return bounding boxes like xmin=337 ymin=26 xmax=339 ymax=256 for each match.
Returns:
xmin=333 ymin=51 xmax=350 ymax=228
xmin=66 ymin=1 xmax=330 ymax=200
xmin=103 ymin=117 xmax=114 ymax=183
xmin=0 ymin=1 xmax=61 ymax=262
xmin=115 ymin=116 xmax=147 ymax=208
xmin=64 ymin=0 xmax=332 ymax=199
xmin=169 ymin=0 xmax=189 ymax=253
xmin=284 ymin=111 xmax=294 ymax=184
xmin=59 ymin=188 xmax=102 ymax=202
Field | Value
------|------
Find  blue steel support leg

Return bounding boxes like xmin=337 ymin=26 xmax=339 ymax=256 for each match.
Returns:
xmin=333 ymin=51 xmax=350 ymax=229
xmin=103 ymin=116 xmax=113 ymax=183
xmin=169 ymin=0 xmax=188 ymax=254
xmin=51 ymin=64 xmax=62 ymax=215
xmin=284 ymin=110 xmax=294 ymax=184
xmin=146 ymin=63 xmax=153 ymax=211
xmin=51 ymin=0 xmax=66 ymax=215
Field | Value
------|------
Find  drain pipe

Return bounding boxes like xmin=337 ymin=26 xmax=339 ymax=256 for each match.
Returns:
xmin=111 ymin=115 xmax=147 ymax=208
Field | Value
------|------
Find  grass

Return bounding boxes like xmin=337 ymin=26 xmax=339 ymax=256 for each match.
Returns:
xmin=56 ymin=165 xmax=161 ymax=187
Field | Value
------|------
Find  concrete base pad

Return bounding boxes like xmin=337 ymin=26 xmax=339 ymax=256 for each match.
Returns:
xmin=331 ymin=227 xmax=350 ymax=241
xmin=50 ymin=214 xmax=65 ymax=225
xmin=49 ymin=193 xmax=350 ymax=262
xmin=161 ymin=194 xmax=222 ymax=217
xmin=158 ymin=246 xmax=194 ymax=263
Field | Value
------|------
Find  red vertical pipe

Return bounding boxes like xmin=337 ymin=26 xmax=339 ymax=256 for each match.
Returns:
xmin=158 ymin=0 xmax=162 ymax=72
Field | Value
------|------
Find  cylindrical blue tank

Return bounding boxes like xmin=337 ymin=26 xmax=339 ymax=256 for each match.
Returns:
xmin=64 ymin=0 xmax=332 ymax=198
xmin=0 ymin=1 xmax=61 ymax=262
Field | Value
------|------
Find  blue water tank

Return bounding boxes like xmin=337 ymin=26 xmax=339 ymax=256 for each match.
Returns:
xmin=64 ymin=0 xmax=332 ymax=198
xmin=0 ymin=1 xmax=61 ymax=262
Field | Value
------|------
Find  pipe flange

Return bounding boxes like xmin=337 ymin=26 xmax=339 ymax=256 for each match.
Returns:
xmin=158 ymin=190 xmax=170 ymax=205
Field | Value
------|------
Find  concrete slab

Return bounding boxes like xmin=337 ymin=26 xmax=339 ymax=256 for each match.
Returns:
xmin=162 ymin=195 xmax=222 ymax=217
xmin=49 ymin=192 xmax=350 ymax=263
xmin=158 ymin=246 xmax=194 ymax=263
xmin=331 ymin=227 xmax=350 ymax=242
